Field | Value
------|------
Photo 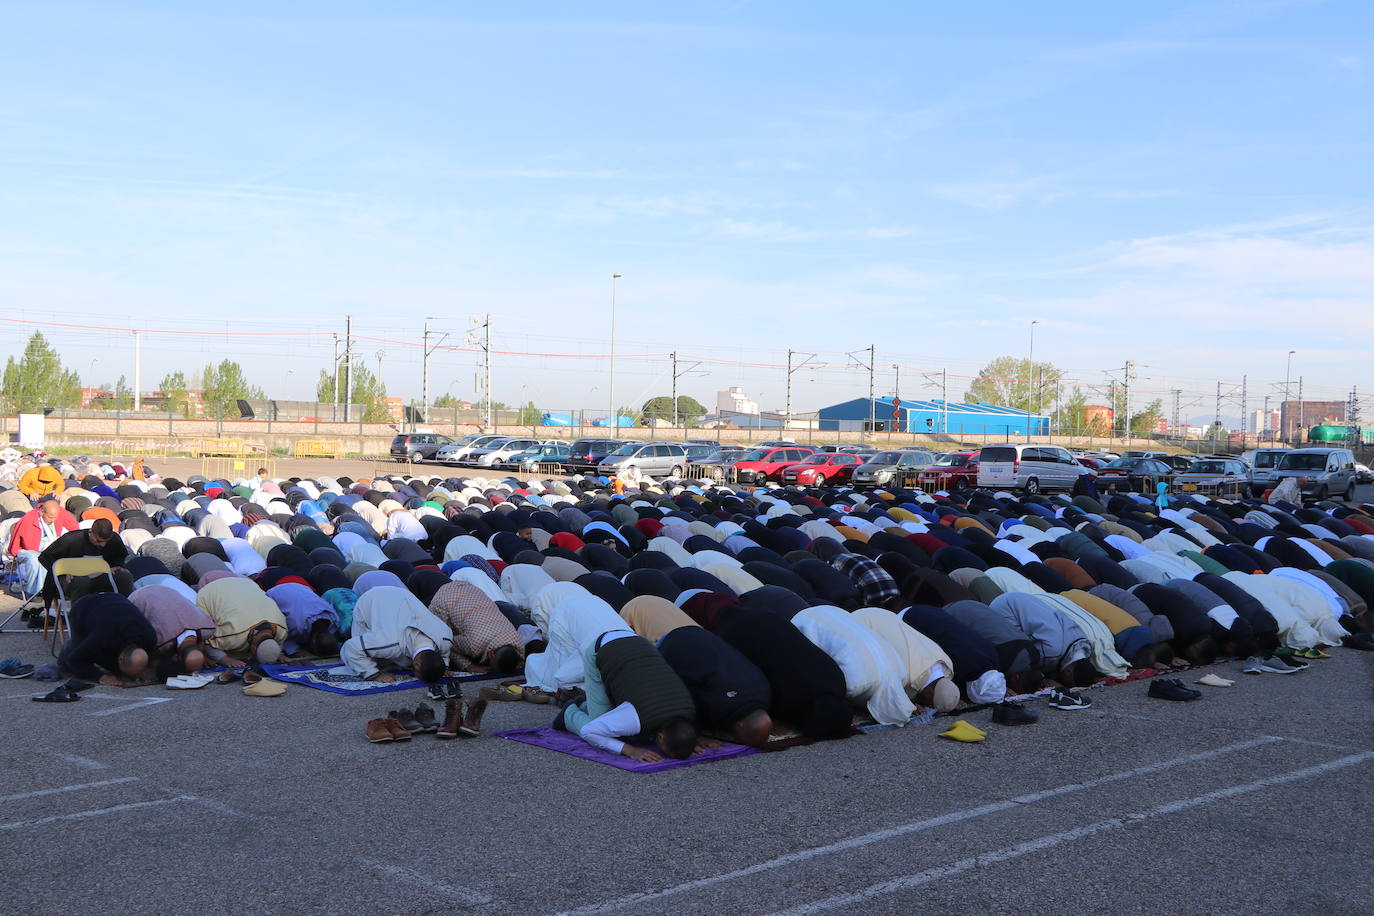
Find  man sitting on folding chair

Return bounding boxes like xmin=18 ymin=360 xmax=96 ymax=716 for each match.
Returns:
xmin=35 ymin=518 xmax=128 ymax=629
xmin=6 ymin=498 xmax=78 ymax=614
xmin=58 ymin=591 xmax=157 ymax=687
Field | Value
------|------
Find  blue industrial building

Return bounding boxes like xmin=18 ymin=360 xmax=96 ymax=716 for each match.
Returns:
xmin=817 ymin=398 xmax=1050 ymax=437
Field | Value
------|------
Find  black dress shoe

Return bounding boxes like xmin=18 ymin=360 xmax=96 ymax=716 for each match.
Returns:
xmin=1148 ymin=678 xmax=1202 ymax=701
xmin=991 ymin=701 xmax=1040 ymax=726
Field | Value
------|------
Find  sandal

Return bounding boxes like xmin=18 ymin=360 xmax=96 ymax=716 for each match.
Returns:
xmin=32 ymin=686 xmax=81 ymax=703
xmin=217 ymin=669 xmax=244 ymax=684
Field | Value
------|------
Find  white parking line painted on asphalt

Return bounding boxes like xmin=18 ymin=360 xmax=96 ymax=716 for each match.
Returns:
xmin=0 ymin=795 xmax=194 ymax=831
xmin=49 ymin=752 xmax=109 ymax=769
xmin=87 ymin=696 xmax=173 ymax=717
xmin=554 ymin=736 xmax=1280 ymax=916
xmin=0 ymin=780 xmax=139 ymax=807
xmin=766 ymin=750 xmax=1374 ymax=916
xmin=356 ymin=857 xmax=495 ymax=906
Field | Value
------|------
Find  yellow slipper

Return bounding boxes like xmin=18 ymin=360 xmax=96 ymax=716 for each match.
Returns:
xmin=243 ymin=680 xmax=287 ymax=697
xmin=938 ymin=720 xmax=986 ymax=743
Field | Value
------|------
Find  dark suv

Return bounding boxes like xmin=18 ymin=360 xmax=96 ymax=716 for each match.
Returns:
xmin=390 ymin=432 xmax=455 ymax=462
xmin=561 ymin=438 xmax=628 ymax=473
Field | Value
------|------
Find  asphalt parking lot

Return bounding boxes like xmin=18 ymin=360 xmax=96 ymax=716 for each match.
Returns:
xmin=2 ymin=623 xmax=1370 ymax=915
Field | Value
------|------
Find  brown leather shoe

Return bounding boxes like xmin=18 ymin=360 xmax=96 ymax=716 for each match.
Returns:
xmin=383 ymin=717 xmax=412 ymax=741
xmin=459 ymin=697 xmax=488 ymax=737
xmin=436 ymin=698 xmax=461 ymax=739
xmin=366 ymin=718 xmax=394 ymax=743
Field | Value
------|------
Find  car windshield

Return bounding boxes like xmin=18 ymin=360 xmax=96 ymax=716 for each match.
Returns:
xmin=1254 ymin=452 xmax=1281 ymax=468
xmin=933 ymin=453 xmax=968 ymax=467
xmin=1104 ymin=458 xmax=1140 ymax=470
xmin=869 ymin=451 xmax=902 ymax=464
xmin=706 ymin=449 xmax=743 ymax=461
xmin=609 ymin=443 xmax=639 ymax=456
xmin=1278 ymin=453 xmax=1330 ymax=471
xmin=740 ymin=449 xmax=771 ymax=461
xmin=1189 ymin=461 xmax=1227 ymax=474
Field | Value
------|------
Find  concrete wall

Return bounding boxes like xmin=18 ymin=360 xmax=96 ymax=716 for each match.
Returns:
xmin=5 ymin=414 xmax=1205 ymax=458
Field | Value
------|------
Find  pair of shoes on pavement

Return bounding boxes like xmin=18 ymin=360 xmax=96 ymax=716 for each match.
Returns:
xmin=425 ymin=678 xmax=464 ymax=702
xmin=1241 ymin=655 xmax=1308 ymax=675
xmin=1045 ymin=688 xmax=1092 ymax=710
xmin=1148 ymin=678 xmax=1203 ymax=701
xmin=367 ymin=702 xmax=440 ymax=743
xmin=0 ymin=657 xmax=35 ymax=679
xmin=437 ymin=697 xmax=488 ymax=739
xmin=991 ymin=701 xmax=1039 ymax=726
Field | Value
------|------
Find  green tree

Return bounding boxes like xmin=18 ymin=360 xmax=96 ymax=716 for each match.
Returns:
xmin=110 ymin=375 xmax=133 ymax=411
xmin=516 ymin=400 xmax=541 ymax=425
xmin=1 ymin=331 xmax=82 ymax=414
xmin=966 ymin=356 xmax=1062 ymax=414
xmin=316 ymin=362 xmax=390 ymax=422
xmin=1055 ymin=385 xmax=1089 ymax=434
xmin=640 ymin=395 xmax=708 ymax=425
xmin=202 ymin=360 xmax=264 ymax=419
xmin=1129 ymin=399 xmax=1165 ymax=438
xmin=158 ymin=370 xmax=190 ymax=417
xmin=432 ymin=393 xmax=465 ymax=409
xmin=1204 ymin=420 xmax=1227 ymax=443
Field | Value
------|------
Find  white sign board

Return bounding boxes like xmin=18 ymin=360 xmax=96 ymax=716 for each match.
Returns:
xmin=18 ymin=413 xmax=45 ymax=449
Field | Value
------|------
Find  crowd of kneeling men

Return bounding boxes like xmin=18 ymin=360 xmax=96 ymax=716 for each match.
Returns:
xmin=8 ymin=459 xmax=1374 ymax=759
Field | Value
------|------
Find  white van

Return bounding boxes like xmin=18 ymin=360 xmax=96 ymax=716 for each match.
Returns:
xmin=976 ymin=443 xmax=1094 ymax=495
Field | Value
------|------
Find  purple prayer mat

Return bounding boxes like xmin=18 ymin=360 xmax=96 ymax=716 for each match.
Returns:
xmin=496 ymin=725 xmax=758 ymax=773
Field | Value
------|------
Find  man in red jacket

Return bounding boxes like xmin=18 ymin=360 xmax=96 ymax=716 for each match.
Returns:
xmin=7 ymin=498 xmax=78 ymax=605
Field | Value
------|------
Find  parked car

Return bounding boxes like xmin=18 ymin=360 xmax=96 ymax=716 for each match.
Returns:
xmin=1072 ymin=455 xmax=1104 ymax=471
xmin=732 ymin=446 xmax=817 ymax=484
xmin=755 ymin=440 xmax=799 ymax=448
xmin=850 ymin=449 xmax=932 ymax=488
xmin=1170 ymin=458 xmax=1250 ymax=495
xmin=435 ymin=434 xmax=508 ymax=464
xmin=1124 ymin=450 xmax=1193 ymax=471
xmin=1271 ymin=448 xmax=1358 ymax=500
xmin=682 ymin=444 xmax=717 ymax=462
xmin=976 ymin=444 xmax=1095 ymax=494
xmin=470 ymin=438 xmax=560 ymax=467
xmin=1242 ymin=448 xmax=1290 ymax=496
xmin=561 ymin=438 xmax=629 ymax=473
xmin=915 ymin=451 xmax=979 ymax=491
xmin=689 ymin=446 xmax=748 ymax=465
xmin=779 ymin=452 xmax=864 ymax=486
xmin=1356 ymin=463 xmax=1372 ymax=485
xmin=1097 ymin=457 xmax=1174 ymax=493
xmin=598 ymin=441 xmax=690 ymax=477
xmin=496 ymin=442 xmax=571 ymax=471
xmin=390 ymin=432 xmax=456 ymax=462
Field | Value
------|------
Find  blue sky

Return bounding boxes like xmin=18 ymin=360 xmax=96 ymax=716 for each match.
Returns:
xmin=2 ymin=1 xmax=1371 ymax=417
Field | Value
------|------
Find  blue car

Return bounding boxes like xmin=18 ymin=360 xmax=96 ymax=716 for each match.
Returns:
xmin=497 ymin=443 xmax=572 ymax=471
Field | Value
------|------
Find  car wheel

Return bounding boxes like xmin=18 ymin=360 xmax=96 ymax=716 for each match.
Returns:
xmin=409 ymin=451 xmax=423 ymax=462
xmin=669 ymin=465 xmax=683 ymax=477
xmin=952 ymin=477 xmax=969 ymax=491
xmin=1345 ymin=482 xmax=1355 ymax=501
xmin=1024 ymin=477 xmax=1040 ymax=495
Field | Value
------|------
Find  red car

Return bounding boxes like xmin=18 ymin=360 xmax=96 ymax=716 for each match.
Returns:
xmin=915 ymin=451 xmax=979 ymax=491
xmin=778 ymin=452 xmax=864 ymax=486
xmin=732 ymin=446 xmax=817 ymax=484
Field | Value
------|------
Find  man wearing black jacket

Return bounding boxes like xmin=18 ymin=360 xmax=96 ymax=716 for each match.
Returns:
xmin=36 ymin=518 xmax=128 ymax=616
xmin=714 ymin=605 xmax=852 ymax=739
xmin=58 ymin=592 xmax=156 ymax=687
xmin=657 ymin=626 xmax=773 ymax=747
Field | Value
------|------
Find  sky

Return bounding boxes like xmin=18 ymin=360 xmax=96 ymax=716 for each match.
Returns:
xmin=1 ymin=0 xmax=1371 ymax=420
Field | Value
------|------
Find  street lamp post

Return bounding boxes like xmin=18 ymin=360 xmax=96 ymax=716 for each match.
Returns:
xmin=1284 ymin=350 xmax=1296 ymax=445
xmin=1027 ymin=319 xmax=1039 ymax=441
xmin=609 ymin=274 xmax=621 ymax=432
